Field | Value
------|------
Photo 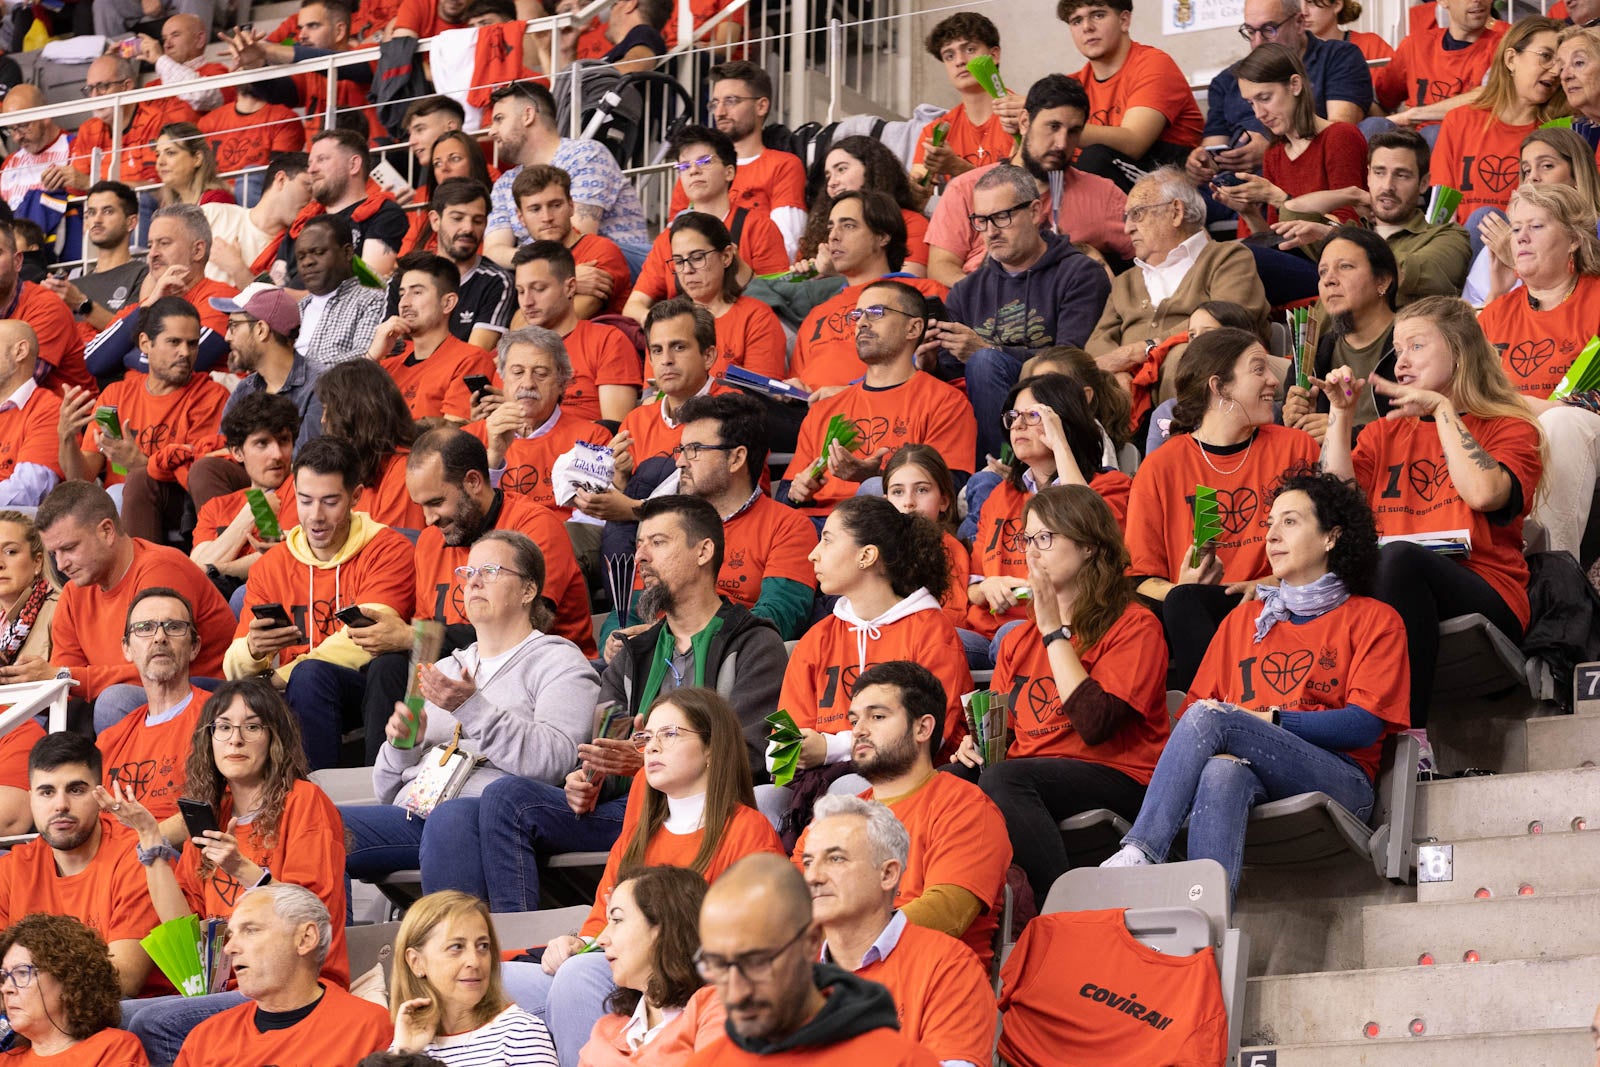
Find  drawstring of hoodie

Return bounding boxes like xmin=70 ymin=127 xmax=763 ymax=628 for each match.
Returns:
xmin=848 ymin=621 xmax=881 ymax=673
xmin=305 ymin=560 xmax=345 ymax=652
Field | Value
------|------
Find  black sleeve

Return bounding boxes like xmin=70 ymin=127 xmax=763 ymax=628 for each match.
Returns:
xmin=363 ymin=202 xmax=411 ymax=256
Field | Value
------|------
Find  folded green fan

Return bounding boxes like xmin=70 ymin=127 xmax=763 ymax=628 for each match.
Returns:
xmin=805 ymin=415 xmax=862 ymax=480
xmin=966 ymin=56 xmax=1020 ymax=147
xmin=1551 ymin=336 xmax=1600 ymax=401
xmin=1190 ymin=486 xmax=1221 ymax=569
xmin=962 ymin=689 xmax=1009 ymax=765
xmin=1424 ymin=186 xmax=1462 ymax=226
xmin=1288 ymin=306 xmax=1315 ymax=390
xmin=766 ymin=710 xmax=803 ymax=786
xmin=142 ymin=915 xmax=207 ymax=997
xmin=245 ymin=487 xmax=281 ymax=541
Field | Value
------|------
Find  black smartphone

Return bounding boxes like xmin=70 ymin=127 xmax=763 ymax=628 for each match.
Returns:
xmin=464 ymin=374 xmax=493 ymax=400
xmin=252 ymin=602 xmax=294 ymax=629
xmin=335 ymin=605 xmax=377 ymax=628
xmin=177 ymin=797 xmax=219 ymax=841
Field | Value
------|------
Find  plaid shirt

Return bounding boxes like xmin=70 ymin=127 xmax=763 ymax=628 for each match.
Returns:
xmin=297 ymin=277 xmax=387 ymax=367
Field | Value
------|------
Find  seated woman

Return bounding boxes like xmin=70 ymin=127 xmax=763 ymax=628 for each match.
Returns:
xmin=155 ymin=122 xmax=235 ymax=208
xmin=1320 ymin=296 xmax=1542 ymax=743
xmin=1142 ymin=301 xmax=1269 ymax=455
xmin=1103 ymin=468 xmax=1411 ymax=897
xmin=0 ymin=511 xmax=53 ymax=832
xmin=950 ymin=484 xmax=1169 ymax=906
xmin=578 ymin=865 xmax=724 ymax=1065
xmin=783 ymin=496 xmax=972 ymax=769
xmin=389 ymin=890 xmax=556 ymax=1064
xmin=1210 ymin=43 xmax=1367 ymax=306
xmin=0 ymin=914 xmax=148 ymax=1064
xmin=1032 ymin=346 xmax=1135 ymax=465
xmin=803 ymin=136 xmax=932 ymax=275
xmin=883 ymin=444 xmax=969 ymax=631
xmin=1475 ymin=183 xmax=1600 ymax=563
xmin=1307 ymin=0 xmax=1393 ymax=62
xmin=649 ymin=213 xmax=787 ymax=380
xmin=1124 ymin=327 xmax=1320 ymax=687
xmin=316 ymin=360 xmax=427 ymax=530
xmin=499 ymin=688 xmax=782 ymax=1062
xmin=1558 ymin=25 xmax=1600 ymax=148
xmin=100 ymin=680 xmax=349 ymax=1063
xmin=401 ymin=130 xmax=496 ymax=256
xmin=1282 ymin=225 xmax=1398 ymax=440
xmin=341 ymin=532 xmax=598 ymax=901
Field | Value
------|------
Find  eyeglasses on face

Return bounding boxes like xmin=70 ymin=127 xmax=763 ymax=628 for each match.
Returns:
xmin=629 ymin=725 xmax=704 ymax=750
xmin=211 ymin=720 xmax=267 ymax=741
xmin=1238 ymin=15 xmax=1291 ymax=39
xmin=126 ymin=620 xmax=194 ymax=639
xmin=82 ymin=79 xmax=133 ymax=96
xmin=0 ymin=964 xmax=39 ymax=989
xmin=708 ymin=94 xmax=758 ymax=111
xmin=1122 ymin=200 xmax=1176 ymax=225
xmin=669 ymin=249 xmax=716 ymax=273
xmin=694 ymin=923 xmax=810 ymax=982
xmin=453 ymin=564 xmax=528 ymax=584
xmin=969 ymin=199 xmax=1038 ymax=232
xmin=845 ymin=304 xmax=918 ymax=324
xmin=670 ymin=442 xmax=737 ymax=461
xmin=1000 ymin=408 xmax=1046 ymax=429
xmin=1018 ymin=530 xmax=1059 ymax=550
xmin=672 ymin=154 xmax=717 ymax=173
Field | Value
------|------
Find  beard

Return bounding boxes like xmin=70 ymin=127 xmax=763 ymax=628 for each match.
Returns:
xmin=852 ymin=729 xmax=920 ymax=781
xmin=1331 ymin=311 xmax=1357 ymax=337
xmin=442 ymin=492 xmax=487 ymax=547
xmin=637 ymin=580 xmax=674 ymax=620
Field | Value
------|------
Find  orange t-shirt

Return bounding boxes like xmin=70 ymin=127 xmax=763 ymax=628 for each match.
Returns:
xmin=0 ymin=382 xmax=63 ymax=482
xmin=1124 ymin=425 xmax=1321 ymax=585
xmin=192 ymin=481 xmax=297 ymax=559
xmin=558 ymin=318 xmax=643 ymax=423
xmin=71 ymin=98 xmax=198 ymax=185
xmin=935 ymin=530 xmax=970 ymax=630
xmin=1187 ymin=594 xmax=1411 ymax=780
xmin=995 ymin=607 xmax=1170 ymax=781
xmin=413 ymin=491 xmax=597 ymax=657
xmin=1351 ymin=412 xmax=1542 ymax=627
xmin=634 ymin=207 xmax=790 ymax=303
xmin=644 ymin=297 xmax=786 ymax=381
xmin=903 ymin=209 xmax=931 ymax=269
xmin=174 ymin=779 xmax=349 ymax=984
xmin=19 ymin=282 xmax=93 ymax=394
xmin=0 ymin=817 xmax=160 ymax=949
xmin=173 ymin=984 xmax=393 ymax=1067
xmin=572 ymin=232 xmax=634 ymax=317
xmin=583 ymin=985 xmax=726 ymax=1066
xmin=392 ymin=0 xmax=464 ymax=36
xmin=578 ymin=803 xmax=783 ymax=938
xmin=83 ymin=372 xmax=230 ymax=488
xmin=1073 ymin=42 xmax=1204 ymax=148
xmin=53 ymin=539 xmax=235 ymax=699
xmin=851 ymin=921 xmax=995 ymax=1067
xmin=790 ymin=278 xmax=950 ymax=391
xmin=364 ymin=451 xmax=428 ymax=532
xmin=379 ymin=334 xmax=497 ymax=420
xmin=1430 ymin=106 xmax=1536 ymax=221
xmin=0 ymin=720 xmax=43 ymax=792
xmin=998 ymin=909 xmax=1228 ymax=1067
xmin=96 ymin=685 xmax=207 ymax=821
xmin=1375 ymin=22 xmax=1507 ymax=114
xmin=912 ymin=102 xmax=1014 ymax=173
xmin=668 ymin=148 xmax=808 ymax=217
xmin=475 ymin=409 xmax=614 ymax=518
xmin=719 ymin=494 xmax=818 ymax=609
xmin=197 ymin=100 xmax=307 ymax=174
xmin=778 ymin=603 xmax=972 ymax=748
xmin=1477 ymin=273 xmax=1600 ymax=397
xmin=685 ymin=1028 xmax=938 ymax=1067
xmin=617 ymin=392 xmax=696 ymax=467
xmin=783 ymin=373 xmax=978 ymax=515
xmin=4 ymin=1027 xmax=148 ymax=1066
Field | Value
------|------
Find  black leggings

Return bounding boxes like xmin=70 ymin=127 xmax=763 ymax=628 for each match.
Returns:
xmin=1159 ymin=584 xmax=1244 ymax=692
xmin=1373 ymin=541 xmax=1523 ymax=727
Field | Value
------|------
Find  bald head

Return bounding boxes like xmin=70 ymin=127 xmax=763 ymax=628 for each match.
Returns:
xmin=0 ymin=320 xmax=39 ymax=391
xmin=2 ymin=84 xmax=61 ymax=155
xmin=161 ymin=14 xmax=208 ymax=63
xmin=702 ymin=853 xmax=814 ymax=934
xmin=1 ymin=84 xmax=44 ymax=114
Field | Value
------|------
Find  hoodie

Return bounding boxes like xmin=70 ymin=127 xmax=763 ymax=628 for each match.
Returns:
xmin=778 ymin=589 xmax=972 ymax=762
xmin=224 ymin=512 xmax=418 ymax=683
xmin=945 ymin=230 xmax=1112 ymax=359
xmin=712 ymin=965 xmax=937 ymax=1063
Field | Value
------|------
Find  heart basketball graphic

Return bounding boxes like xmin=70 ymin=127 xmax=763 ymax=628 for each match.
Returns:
xmin=851 ymin=416 xmax=891 ymax=450
xmin=1422 ymin=77 xmax=1464 ymax=103
xmin=1215 ymin=487 xmax=1258 ymax=536
xmin=1407 ymin=458 xmax=1449 ymax=502
xmin=1507 ymin=339 xmax=1555 ymax=380
xmin=1261 ymin=649 xmax=1314 ymax=695
xmin=1024 ymin=677 xmax=1062 ymax=724
xmin=1476 ymin=155 xmax=1520 ymax=194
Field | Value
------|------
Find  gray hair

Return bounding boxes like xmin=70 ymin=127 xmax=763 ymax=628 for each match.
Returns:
xmin=497 ymin=325 xmax=574 ymax=392
xmin=1137 ymin=167 xmax=1207 ymax=231
xmin=151 ymin=202 xmax=213 ymax=258
xmin=1276 ymin=0 xmax=1302 ymax=15
xmin=103 ymin=55 xmax=139 ymax=83
xmin=240 ymin=882 xmax=332 ymax=969
xmin=973 ymin=163 xmax=1041 ymax=209
xmin=812 ymin=794 xmax=910 ymax=869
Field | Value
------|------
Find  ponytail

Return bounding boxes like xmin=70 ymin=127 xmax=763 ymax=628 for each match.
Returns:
xmin=835 ymin=496 xmax=950 ymax=602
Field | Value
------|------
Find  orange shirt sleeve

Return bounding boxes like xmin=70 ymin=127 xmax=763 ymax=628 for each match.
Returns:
xmin=440 ymin=343 xmax=498 ymax=421
xmin=573 ymin=234 xmax=634 ymax=316
xmin=777 ymin=624 xmax=830 ymax=731
xmin=0 ymin=721 xmax=42 ymax=791
xmin=734 ymin=210 xmax=790 ymax=276
xmin=592 ymin=324 xmax=644 ymax=388
xmin=633 ymin=229 xmax=674 ymax=303
xmin=939 ymin=532 xmax=969 ymax=629
xmin=716 ymin=297 xmax=788 ymax=379
xmin=355 ymin=528 xmax=420 ymax=619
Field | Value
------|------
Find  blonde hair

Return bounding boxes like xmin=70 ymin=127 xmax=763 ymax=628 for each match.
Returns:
xmin=156 ymin=123 xmax=230 ymax=208
xmin=391 ymin=891 xmax=509 ymax=1033
xmin=1393 ymin=297 xmax=1542 ymax=429
xmin=1507 ymin=181 xmax=1600 ymax=276
xmin=1469 ymin=17 xmax=1569 ymax=123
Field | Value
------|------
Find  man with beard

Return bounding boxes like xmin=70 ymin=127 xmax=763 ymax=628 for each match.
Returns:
xmin=926 ymin=74 xmax=1132 ymax=285
xmin=368 ymin=252 xmax=497 ymax=422
xmin=0 ymin=85 xmax=71 ymax=212
xmin=384 ymin=179 xmax=514 ymax=351
xmin=275 ymin=129 xmax=409 ymax=288
xmin=0 ymin=732 xmax=160 ymax=997
xmin=42 ymin=182 xmax=148 ymax=346
xmin=790 ymin=662 xmax=1011 ymax=968
xmin=190 ymin=393 xmax=302 ymax=592
xmin=294 ymin=215 xmax=389 ymax=368
xmin=354 ymin=426 xmax=596 ymax=761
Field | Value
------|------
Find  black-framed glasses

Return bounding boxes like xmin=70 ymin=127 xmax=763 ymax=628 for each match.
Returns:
xmin=82 ymin=79 xmax=134 ymax=97
xmin=211 ymin=721 xmax=267 ymax=741
xmin=1238 ymin=15 xmax=1291 ymax=39
xmin=454 ymin=564 xmax=528 ymax=584
xmin=126 ymin=620 xmax=195 ymax=639
xmin=694 ymin=923 xmax=810 ymax=982
xmin=1122 ymin=201 xmax=1176 ymax=225
xmin=1018 ymin=530 xmax=1057 ymax=550
xmin=672 ymin=154 xmax=717 ymax=173
xmin=671 ymin=442 xmax=738 ymax=461
xmin=1001 ymin=408 xmax=1046 ymax=429
xmin=969 ymin=199 xmax=1038 ymax=232
xmin=0 ymin=964 xmax=38 ymax=989
xmin=629 ymin=725 xmax=704 ymax=750
xmin=845 ymin=305 xmax=918 ymax=324
xmin=669 ymin=249 xmax=716 ymax=273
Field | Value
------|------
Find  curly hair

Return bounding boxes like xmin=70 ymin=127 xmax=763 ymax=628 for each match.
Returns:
xmin=602 ymin=865 xmax=709 ymax=1017
xmin=0 ymin=914 xmax=122 ymax=1040
xmin=182 ymin=680 xmax=310 ymax=879
xmin=832 ymin=496 xmax=950 ymax=602
xmin=800 ymin=136 xmax=922 ymax=260
xmin=1269 ymin=465 xmax=1379 ymax=595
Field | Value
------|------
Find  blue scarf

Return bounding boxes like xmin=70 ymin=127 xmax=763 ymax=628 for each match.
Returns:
xmin=1254 ymin=572 xmax=1350 ymax=643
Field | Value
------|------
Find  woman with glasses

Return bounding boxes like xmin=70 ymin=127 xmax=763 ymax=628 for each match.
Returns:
xmin=154 ymin=123 xmax=235 ymax=209
xmin=1305 ymin=0 xmax=1392 ymax=62
xmin=949 ymin=484 xmax=1168 ymax=906
xmin=577 ymin=865 xmax=724 ymax=1065
xmin=401 ymin=131 xmax=497 ymax=256
xmin=99 ymin=680 xmax=350 ymax=1062
xmin=339 ymin=531 xmax=598 ymax=901
xmin=499 ymin=687 xmax=782 ymax=1065
xmin=0 ymin=914 xmax=147 ymax=1064
xmin=801 ymin=136 xmax=932 ymax=276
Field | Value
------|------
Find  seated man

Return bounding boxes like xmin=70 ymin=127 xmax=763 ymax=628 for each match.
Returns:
xmin=388 ymin=0 xmax=469 ymax=37
xmin=275 ymin=130 xmax=410 ymax=286
xmin=512 ymin=165 xmax=633 ymax=317
xmin=1373 ymin=0 xmax=1504 ymax=125
xmin=191 ymin=393 xmax=301 ymax=593
xmin=0 ymin=732 xmax=158 ymax=996
xmin=172 ymin=884 xmax=393 ymax=1067
xmin=293 ymin=215 xmax=389 ymax=368
xmin=912 ymin=13 xmax=1016 ymax=186
xmin=97 ymin=588 xmax=209 ymax=821
xmin=596 ymin=0 xmax=670 ymax=74
xmin=136 ymin=13 xmax=232 ymax=113
xmin=0 ymin=223 xmax=91 ymax=394
xmin=803 ymin=795 xmax=997 ymax=1066
xmin=203 ymin=156 xmax=314 ymax=290
xmin=367 ymin=251 xmax=497 ymax=422
xmin=212 ymin=283 xmax=323 ymax=451
xmin=0 ymin=85 xmax=70 ymax=215
xmin=197 ymin=94 xmax=307 ymax=204
xmin=41 ymin=182 xmax=148 ymax=347
xmin=57 ymin=56 xmax=196 ymax=195
xmin=224 ymin=437 xmax=417 ymax=770
xmin=0 ymin=321 xmax=64 ymax=507
xmin=385 ymin=179 xmax=514 ymax=351
xmin=222 ymin=0 xmax=382 ymax=145
xmin=792 ymin=662 xmax=1012 ymax=968
xmin=30 ymin=482 xmax=234 ymax=712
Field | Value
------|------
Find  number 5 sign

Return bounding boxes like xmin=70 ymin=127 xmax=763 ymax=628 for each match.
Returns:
xmin=1240 ymin=1052 xmax=1277 ymax=1066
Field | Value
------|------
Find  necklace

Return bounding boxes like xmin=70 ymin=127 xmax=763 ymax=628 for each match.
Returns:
xmin=1191 ymin=430 xmax=1255 ymax=477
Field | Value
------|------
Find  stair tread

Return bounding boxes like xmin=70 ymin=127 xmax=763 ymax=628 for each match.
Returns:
xmin=1243 ymin=1025 xmax=1590 ymax=1049
xmin=1248 ymin=951 xmax=1600 ymax=984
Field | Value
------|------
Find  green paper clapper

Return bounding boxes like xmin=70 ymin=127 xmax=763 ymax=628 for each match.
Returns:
xmin=766 ymin=710 xmax=803 ymax=786
xmin=1191 ymin=485 xmax=1222 ymax=568
xmin=1424 ymin=186 xmax=1462 ymax=226
xmin=962 ymin=689 xmax=1009 ymax=765
xmin=352 ymin=255 xmax=383 ymax=288
xmin=1288 ymin=306 xmax=1317 ymax=391
xmin=1552 ymin=336 xmax=1600 ymax=401
xmin=966 ymin=55 xmax=1020 ymax=148
xmin=244 ymin=487 xmax=281 ymax=541
xmin=805 ymin=415 xmax=862 ymax=480
xmin=142 ymin=915 xmax=208 ymax=997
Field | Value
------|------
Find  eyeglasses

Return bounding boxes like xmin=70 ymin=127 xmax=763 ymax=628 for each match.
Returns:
xmin=489 ymin=81 xmax=545 ymax=108
xmin=126 ymin=620 xmax=194 ymax=639
xmin=669 ymin=249 xmax=716 ymax=273
xmin=1122 ymin=201 xmax=1175 ymax=225
xmin=82 ymin=79 xmax=133 ymax=96
xmin=211 ymin=721 xmax=267 ymax=741
xmin=1001 ymin=408 xmax=1046 ymax=429
xmin=0 ymin=965 xmax=39 ymax=989
xmin=671 ymin=442 xmax=738 ymax=461
xmin=1238 ymin=16 xmax=1291 ymax=39
xmin=1519 ymin=45 xmax=1560 ymax=69
xmin=708 ymin=94 xmax=758 ymax=111
xmin=694 ymin=924 xmax=810 ymax=982
xmin=845 ymin=305 xmax=918 ymax=324
xmin=672 ymin=154 xmax=717 ymax=173
xmin=453 ymin=564 xmax=528 ymax=584
xmin=969 ymin=199 xmax=1038 ymax=232
xmin=1018 ymin=530 xmax=1058 ymax=550
xmin=629 ymin=725 xmax=703 ymax=750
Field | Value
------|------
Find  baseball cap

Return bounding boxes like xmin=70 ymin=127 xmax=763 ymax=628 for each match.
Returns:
xmin=209 ymin=283 xmax=301 ymax=338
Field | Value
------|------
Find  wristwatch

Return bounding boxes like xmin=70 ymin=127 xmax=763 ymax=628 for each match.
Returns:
xmin=1042 ymin=624 xmax=1073 ymax=648
xmin=75 ymin=295 xmax=91 ymax=317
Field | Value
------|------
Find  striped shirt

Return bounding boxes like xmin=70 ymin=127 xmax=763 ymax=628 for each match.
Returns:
xmin=417 ymin=1004 xmax=558 ymax=1067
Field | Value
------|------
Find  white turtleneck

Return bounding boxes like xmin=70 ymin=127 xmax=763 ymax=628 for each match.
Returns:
xmin=663 ymin=791 xmax=707 ymax=835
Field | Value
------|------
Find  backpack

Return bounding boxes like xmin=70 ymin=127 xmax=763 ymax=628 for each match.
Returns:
xmin=1523 ymin=550 xmax=1600 ymax=709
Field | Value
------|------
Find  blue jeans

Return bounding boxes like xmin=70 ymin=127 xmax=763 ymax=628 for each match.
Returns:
xmin=958 ymin=470 xmax=1002 ymax=542
xmin=504 ymin=949 xmax=615 ymax=1067
xmin=956 ymin=617 xmax=1025 ymax=671
xmin=964 ymin=347 xmax=1025 ymax=468
xmin=1123 ymin=702 xmax=1375 ymax=896
xmin=339 ymin=797 xmax=489 ymax=918
xmin=1246 ymin=242 xmax=1320 ymax=306
xmin=283 ymin=660 xmax=367 ymax=770
xmin=94 ymin=684 xmax=148 ymax=734
xmin=122 ymin=990 xmax=247 ymax=1064
xmin=478 ymin=776 xmax=627 ymax=913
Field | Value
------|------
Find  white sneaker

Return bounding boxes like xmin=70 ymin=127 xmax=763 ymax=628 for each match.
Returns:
xmin=1100 ymin=844 xmax=1152 ymax=868
xmin=1404 ymin=728 xmax=1436 ymax=778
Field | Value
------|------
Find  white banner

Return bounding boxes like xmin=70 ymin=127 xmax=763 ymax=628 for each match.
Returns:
xmin=1164 ymin=0 xmax=1245 ymax=35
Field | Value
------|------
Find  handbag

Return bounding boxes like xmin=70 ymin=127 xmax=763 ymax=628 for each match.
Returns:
xmin=402 ymin=723 xmax=484 ymax=819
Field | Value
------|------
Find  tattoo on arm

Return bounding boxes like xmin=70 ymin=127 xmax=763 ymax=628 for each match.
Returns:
xmin=1451 ymin=412 xmax=1499 ymax=471
xmin=573 ymin=203 xmax=604 ymax=223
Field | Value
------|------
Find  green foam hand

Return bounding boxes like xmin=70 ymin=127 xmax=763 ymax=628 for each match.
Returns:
xmin=1191 ymin=486 xmax=1222 ymax=569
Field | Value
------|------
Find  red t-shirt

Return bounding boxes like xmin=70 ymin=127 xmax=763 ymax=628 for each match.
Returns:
xmin=1476 ymin=273 xmax=1600 ymax=397
xmin=1375 ymin=22 xmax=1507 ymax=114
xmin=903 ymin=209 xmax=931 ymax=269
xmin=0 ymin=383 xmax=62 ymax=482
xmin=643 ymin=297 xmax=786 ymax=381
xmin=685 ymin=1029 xmax=938 ymax=1067
xmin=1350 ymin=412 xmax=1542 ymax=627
xmin=937 ymin=530 xmax=969 ymax=630
xmin=669 ymin=148 xmax=808 ymax=216
xmin=72 ymin=98 xmax=197 ymax=185
xmin=363 ymin=451 xmax=428 ymax=532
xmin=4 ymin=1027 xmax=148 ymax=1066
xmin=379 ymin=334 xmax=497 ymax=420
xmin=572 ymin=232 xmax=634 ymax=317
xmin=1430 ymin=106 xmax=1536 ymax=221
xmin=1260 ymin=122 xmax=1368 ymax=227
xmin=634 ymin=206 xmax=790 ymax=303
xmin=851 ymin=921 xmax=995 ymax=1066
xmin=913 ymin=102 xmax=1014 ymax=173
xmin=392 ymin=0 xmax=464 ymax=36
xmin=197 ymin=100 xmax=307 ymax=173
xmin=1073 ymin=42 xmax=1204 ymax=148
xmin=790 ymin=277 xmax=950 ymax=390
xmin=83 ymin=373 xmax=230 ymax=488
xmin=96 ymin=686 xmax=208 ymax=821
xmin=18 ymin=282 xmax=93 ymax=393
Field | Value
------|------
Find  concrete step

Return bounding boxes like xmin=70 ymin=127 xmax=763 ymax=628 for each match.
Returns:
xmin=1240 ymin=1028 xmax=1592 ymax=1066
xmin=1524 ymin=714 xmax=1600 ymax=772
xmin=1362 ymin=891 xmax=1600 ymax=968
xmin=1415 ymin=829 xmax=1600 ymax=903
xmin=1415 ymin=766 xmax=1600 ymax=841
xmin=1242 ymin=954 xmax=1600 ymax=1045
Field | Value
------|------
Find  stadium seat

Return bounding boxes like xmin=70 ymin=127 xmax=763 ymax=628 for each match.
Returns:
xmin=491 ymin=904 xmax=593 ymax=951
xmin=1433 ymin=612 xmax=1535 ymax=704
xmin=309 ymin=767 xmax=380 ymax=806
xmin=345 ymin=920 xmax=402 ymax=988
